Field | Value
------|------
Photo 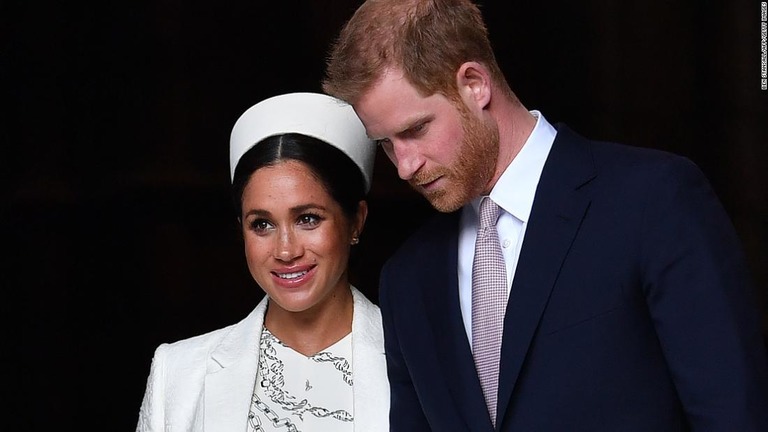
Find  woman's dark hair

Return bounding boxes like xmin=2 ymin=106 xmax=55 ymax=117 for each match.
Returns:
xmin=232 ymin=133 xmax=367 ymax=220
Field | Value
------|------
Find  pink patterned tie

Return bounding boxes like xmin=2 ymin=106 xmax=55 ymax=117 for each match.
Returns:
xmin=471 ymin=196 xmax=506 ymax=426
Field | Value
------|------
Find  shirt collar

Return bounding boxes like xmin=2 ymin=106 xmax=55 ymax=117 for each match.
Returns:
xmin=470 ymin=110 xmax=556 ymax=223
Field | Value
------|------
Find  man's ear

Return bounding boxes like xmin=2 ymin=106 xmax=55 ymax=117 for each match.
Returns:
xmin=456 ymin=61 xmax=492 ymax=111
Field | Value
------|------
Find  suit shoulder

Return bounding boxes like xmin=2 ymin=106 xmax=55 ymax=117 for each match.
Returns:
xmin=384 ymin=210 xmax=459 ymax=267
xmin=565 ymin=125 xmax=693 ymax=167
xmin=556 ymin=124 xmax=704 ymax=184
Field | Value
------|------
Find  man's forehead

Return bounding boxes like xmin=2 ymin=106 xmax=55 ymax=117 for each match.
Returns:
xmin=354 ymin=70 xmax=437 ymax=139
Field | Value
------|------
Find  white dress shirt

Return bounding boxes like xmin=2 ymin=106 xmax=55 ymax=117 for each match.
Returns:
xmin=458 ymin=110 xmax=557 ymax=343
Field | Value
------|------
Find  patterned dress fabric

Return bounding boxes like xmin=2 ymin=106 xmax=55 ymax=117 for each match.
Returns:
xmin=247 ymin=328 xmax=354 ymax=432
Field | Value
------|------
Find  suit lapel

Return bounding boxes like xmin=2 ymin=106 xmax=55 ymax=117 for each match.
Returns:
xmin=421 ymin=212 xmax=495 ymax=431
xmin=204 ymin=297 xmax=268 ymax=432
xmin=495 ymin=125 xmax=596 ymax=427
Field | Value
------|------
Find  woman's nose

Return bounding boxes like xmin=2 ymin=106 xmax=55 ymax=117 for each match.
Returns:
xmin=273 ymin=228 xmax=303 ymax=261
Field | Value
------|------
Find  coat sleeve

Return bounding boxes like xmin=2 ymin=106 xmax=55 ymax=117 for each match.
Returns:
xmin=136 ymin=344 xmax=169 ymax=432
xmin=639 ymin=156 xmax=768 ymax=430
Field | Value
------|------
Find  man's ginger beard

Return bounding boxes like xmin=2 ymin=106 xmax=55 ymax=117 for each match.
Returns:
xmin=410 ymin=103 xmax=499 ymax=212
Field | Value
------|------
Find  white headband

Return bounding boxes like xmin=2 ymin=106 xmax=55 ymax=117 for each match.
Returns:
xmin=229 ymin=92 xmax=375 ymax=192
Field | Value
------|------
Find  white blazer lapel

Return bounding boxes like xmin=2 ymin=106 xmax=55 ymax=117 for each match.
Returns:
xmin=204 ymin=296 xmax=269 ymax=432
xmin=350 ymin=287 xmax=390 ymax=432
xmin=199 ymin=289 xmax=389 ymax=431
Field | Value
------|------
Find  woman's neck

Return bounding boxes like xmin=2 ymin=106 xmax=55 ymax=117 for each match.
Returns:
xmin=264 ymin=287 xmax=354 ymax=356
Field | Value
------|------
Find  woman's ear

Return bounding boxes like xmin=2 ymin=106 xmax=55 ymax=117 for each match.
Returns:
xmin=352 ymin=200 xmax=369 ymax=242
xmin=456 ymin=61 xmax=492 ymax=111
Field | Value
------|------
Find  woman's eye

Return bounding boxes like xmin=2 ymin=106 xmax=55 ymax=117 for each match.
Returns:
xmin=298 ymin=214 xmax=322 ymax=227
xmin=250 ymin=219 xmax=273 ymax=233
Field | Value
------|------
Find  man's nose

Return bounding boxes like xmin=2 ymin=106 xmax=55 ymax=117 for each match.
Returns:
xmin=385 ymin=140 xmax=423 ymax=181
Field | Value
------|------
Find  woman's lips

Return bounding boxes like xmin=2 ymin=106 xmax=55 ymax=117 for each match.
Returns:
xmin=271 ymin=265 xmax=316 ymax=288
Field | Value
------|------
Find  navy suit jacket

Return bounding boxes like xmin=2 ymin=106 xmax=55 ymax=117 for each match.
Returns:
xmin=379 ymin=125 xmax=768 ymax=431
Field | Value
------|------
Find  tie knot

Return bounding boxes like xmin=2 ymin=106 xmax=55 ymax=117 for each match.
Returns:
xmin=478 ymin=197 xmax=501 ymax=229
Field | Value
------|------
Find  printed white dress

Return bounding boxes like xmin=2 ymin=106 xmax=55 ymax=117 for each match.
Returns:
xmin=247 ymin=328 xmax=354 ymax=432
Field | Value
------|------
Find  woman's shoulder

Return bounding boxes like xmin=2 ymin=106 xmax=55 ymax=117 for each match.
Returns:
xmin=350 ymin=285 xmax=384 ymax=345
xmin=351 ymin=286 xmax=380 ymax=314
xmin=153 ymin=298 xmax=269 ymax=366
xmin=153 ymin=323 xmax=239 ymax=365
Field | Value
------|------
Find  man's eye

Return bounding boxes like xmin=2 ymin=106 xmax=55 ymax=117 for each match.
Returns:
xmin=400 ymin=122 xmax=427 ymax=140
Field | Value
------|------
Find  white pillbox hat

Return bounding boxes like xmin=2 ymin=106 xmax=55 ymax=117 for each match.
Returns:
xmin=229 ymin=92 xmax=375 ymax=192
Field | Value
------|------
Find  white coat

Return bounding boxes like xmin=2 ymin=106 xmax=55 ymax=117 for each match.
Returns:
xmin=136 ymin=287 xmax=389 ymax=431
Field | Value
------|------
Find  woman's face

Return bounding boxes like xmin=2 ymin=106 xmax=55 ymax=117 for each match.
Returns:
xmin=240 ymin=159 xmax=364 ymax=315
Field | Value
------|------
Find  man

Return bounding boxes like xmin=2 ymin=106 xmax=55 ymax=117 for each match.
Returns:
xmin=322 ymin=0 xmax=768 ymax=430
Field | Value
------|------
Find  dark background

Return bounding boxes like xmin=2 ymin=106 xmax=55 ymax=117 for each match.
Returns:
xmin=2 ymin=1 xmax=766 ymax=429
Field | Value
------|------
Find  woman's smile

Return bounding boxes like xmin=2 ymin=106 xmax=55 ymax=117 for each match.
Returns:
xmin=271 ymin=264 xmax=317 ymax=288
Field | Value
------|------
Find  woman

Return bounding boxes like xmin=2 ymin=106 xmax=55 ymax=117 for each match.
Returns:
xmin=136 ymin=92 xmax=389 ymax=431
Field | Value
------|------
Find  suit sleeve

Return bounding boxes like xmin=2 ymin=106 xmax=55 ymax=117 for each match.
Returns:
xmin=379 ymin=262 xmax=433 ymax=431
xmin=639 ymin=156 xmax=768 ymax=430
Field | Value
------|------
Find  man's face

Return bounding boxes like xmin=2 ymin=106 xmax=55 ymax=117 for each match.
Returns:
xmin=354 ymin=68 xmax=499 ymax=212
